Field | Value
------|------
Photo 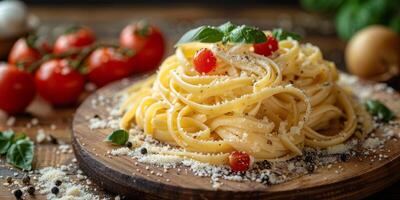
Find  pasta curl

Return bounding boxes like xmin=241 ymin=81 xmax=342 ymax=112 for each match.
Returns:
xmin=119 ymin=38 xmax=370 ymax=164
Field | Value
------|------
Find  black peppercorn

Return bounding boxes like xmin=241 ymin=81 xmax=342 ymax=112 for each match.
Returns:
xmin=340 ymin=153 xmax=350 ymax=162
xmin=6 ymin=176 xmax=12 ymax=184
xmin=55 ymin=180 xmax=62 ymax=186
xmin=125 ymin=142 xmax=133 ymax=148
xmin=140 ymin=147 xmax=147 ymax=155
xmin=49 ymin=135 xmax=58 ymax=144
xmin=22 ymin=175 xmax=30 ymax=185
xmin=13 ymin=189 xmax=23 ymax=199
xmin=305 ymin=163 xmax=315 ymax=173
xmin=259 ymin=160 xmax=272 ymax=169
xmin=27 ymin=186 xmax=35 ymax=195
xmin=260 ymin=175 xmax=270 ymax=185
xmin=304 ymin=155 xmax=314 ymax=163
xmin=51 ymin=186 xmax=59 ymax=195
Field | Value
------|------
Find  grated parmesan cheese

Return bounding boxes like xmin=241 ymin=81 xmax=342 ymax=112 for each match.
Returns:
xmin=363 ymin=138 xmax=382 ymax=150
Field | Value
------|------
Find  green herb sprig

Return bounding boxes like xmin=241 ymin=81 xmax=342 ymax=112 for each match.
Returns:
xmin=176 ymin=22 xmax=267 ymax=45
xmin=0 ymin=130 xmax=34 ymax=170
xmin=176 ymin=22 xmax=303 ymax=45
xmin=365 ymin=100 xmax=395 ymax=122
xmin=272 ymin=28 xmax=302 ymax=41
xmin=105 ymin=129 xmax=129 ymax=145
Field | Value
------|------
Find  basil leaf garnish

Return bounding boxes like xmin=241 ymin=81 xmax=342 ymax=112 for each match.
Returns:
xmin=365 ymin=100 xmax=395 ymax=122
xmin=176 ymin=26 xmax=224 ymax=45
xmin=272 ymin=28 xmax=302 ymax=41
xmin=229 ymin=25 xmax=267 ymax=44
xmin=13 ymin=133 xmax=26 ymax=142
xmin=176 ymin=22 xmax=267 ymax=45
xmin=6 ymin=139 xmax=34 ymax=170
xmin=0 ymin=130 xmax=15 ymax=154
xmin=105 ymin=129 xmax=129 ymax=145
xmin=218 ymin=22 xmax=237 ymax=43
xmin=218 ymin=21 xmax=237 ymax=34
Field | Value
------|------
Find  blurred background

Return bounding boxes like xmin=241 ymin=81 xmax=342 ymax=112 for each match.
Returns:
xmin=0 ymin=0 xmax=398 ymax=67
xmin=1 ymin=0 xmax=399 ymax=73
xmin=0 ymin=0 xmax=398 ymax=86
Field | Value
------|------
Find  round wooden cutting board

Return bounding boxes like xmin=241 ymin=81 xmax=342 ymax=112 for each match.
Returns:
xmin=72 ymin=76 xmax=400 ymax=200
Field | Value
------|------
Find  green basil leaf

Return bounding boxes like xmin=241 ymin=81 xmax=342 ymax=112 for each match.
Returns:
xmin=176 ymin=26 xmax=224 ymax=45
xmin=229 ymin=25 xmax=267 ymax=44
xmin=13 ymin=133 xmax=26 ymax=142
xmin=219 ymin=22 xmax=237 ymax=43
xmin=365 ymin=100 xmax=395 ymax=122
xmin=105 ymin=129 xmax=129 ymax=145
xmin=272 ymin=28 xmax=302 ymax=41
xmin=0 ymin=130 xmax=15 ymax=155
xmin=218 ymin=21 xmax=237 ymax=34
xmin=6 ymin=139 xmax=34 ymax=170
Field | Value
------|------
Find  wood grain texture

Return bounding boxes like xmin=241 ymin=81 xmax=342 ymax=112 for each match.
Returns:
xmin=72 ymin=76 xmax=400 ymax=200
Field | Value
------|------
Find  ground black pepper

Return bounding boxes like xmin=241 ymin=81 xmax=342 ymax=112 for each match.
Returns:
xmin=6 ymin=176 xmax=12 ymax=184
xmin=22 ymin=175 xmax=30 ymax=185
xmin=51 ymin=186 xmax=59 ymax=195
xmin=13 ymin=189 xmax=22 ymax=199
xmin=27 ymin=186 xmax=35 ymax=195
xmin=55 ymin=179 xmax=62 ymax=186
xmin=126 ymin=142 xmax=133 ymax=148
xmin=140 ymin=147 xmax=148 ymax=155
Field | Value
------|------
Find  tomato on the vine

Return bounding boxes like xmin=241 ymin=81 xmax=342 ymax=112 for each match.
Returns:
xmin=0 ymin=64 xmax=35 ymax=114
xmin=35 ymin=59 xmax=85 ymax=106
xmin=87 ymin=47 xmax=133 ymax=87
xmin=193 ymin=48 xmax=217 ymax=74
xmin=8 ymin=38 xmax=42 ymax=71
xmin=54 ymin=26 xmax=95 ymax=55
xmin=120 ymin=21 xmax=165 ymax=73
xmin=253 ymin=35 xmax=279 ymax=57
xmin=229 ymin=151 xmax=251 ymax=172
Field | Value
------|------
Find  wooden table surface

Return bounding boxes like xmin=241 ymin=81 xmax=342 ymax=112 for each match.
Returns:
xmin=0 ymin=5 xmax=399 ymax=200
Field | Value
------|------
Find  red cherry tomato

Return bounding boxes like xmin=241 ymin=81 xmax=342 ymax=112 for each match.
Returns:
xmin=229 ymin=151 xmax=251 ymax=172
xmin=54 ymin=26 xmax=95 ymax=55
xmin=38 ymin=40 xmax=53 ymax=54
xmin=0 ymin=64 xmax=35 ymax=114
xmin=87 ymin=47 xmax=133 ymax=87
xmin=8 ymin=38 xmax=42 ymax=71
xmin=120 ymin=22 xmax=165 ymax=73
xmin=253 ymin=36 xmax=279 ymax=57
xmin=193 ymin=48 xmax=217 ymax=73
xmin=35 ymin=59 xmax=85 ymax=106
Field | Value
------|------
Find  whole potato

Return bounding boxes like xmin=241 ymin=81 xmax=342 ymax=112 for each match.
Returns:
xmin=345 ymin=25 xmax=400 ymax=81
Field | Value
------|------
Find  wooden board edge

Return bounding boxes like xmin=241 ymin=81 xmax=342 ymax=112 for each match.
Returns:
xmin=71 ymin=76 xmax=400 ymax=200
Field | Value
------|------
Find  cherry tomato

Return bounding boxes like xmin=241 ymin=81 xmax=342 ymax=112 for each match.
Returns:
xmin=193 ymin=48 xmax=217 ymax=73
xmin=0 ymin=64 xmax=35 ymax=114
xmin=38 ymin=39 xmax=53 ymax=54
xmin=120 ymin=22 xmax=165 ymax=73
xmin=54 ymin=26 xmax=95 ymax=55
xmin=229 ymin=151 xmax=251 ymax=172
xmin=87 ymin=47 xmax=133 ymax=87
xmin=8 ymin=38 xmax=41 ymax=71
xmin=253 ymin=36 xmax=279 ymax=57
xmin=35 ymin=59 xmax=85 ymax=106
